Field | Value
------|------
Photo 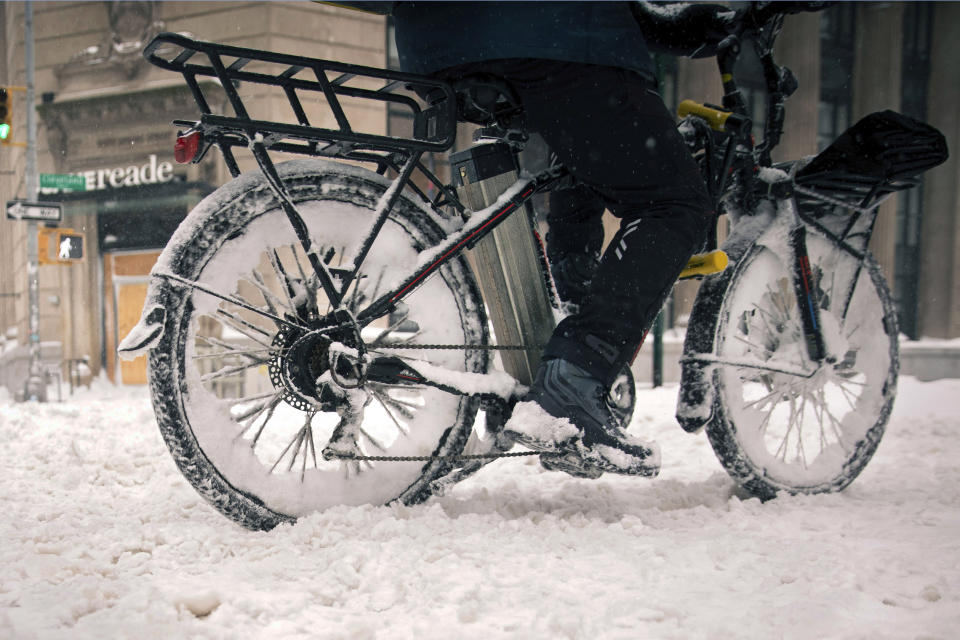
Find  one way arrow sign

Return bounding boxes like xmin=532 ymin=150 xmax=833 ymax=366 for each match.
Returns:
xmin=6 ymin=200 xmax=62 ymax=222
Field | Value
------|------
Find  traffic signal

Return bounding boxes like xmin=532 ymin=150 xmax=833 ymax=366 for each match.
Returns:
xmin=0 ymin=87 xmax=11 ymax=144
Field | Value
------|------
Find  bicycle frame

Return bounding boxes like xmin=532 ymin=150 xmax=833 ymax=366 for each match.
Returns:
xmin=122 ymin=8 xmax=953 ymax=527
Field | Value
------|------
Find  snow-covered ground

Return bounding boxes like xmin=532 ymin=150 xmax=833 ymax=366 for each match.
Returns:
xmin=1 ymin=375 xmax=958 ymax=639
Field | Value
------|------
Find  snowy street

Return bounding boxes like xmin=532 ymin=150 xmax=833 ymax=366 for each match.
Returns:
xmin=1 ymin=375 xmax=958 ymax=639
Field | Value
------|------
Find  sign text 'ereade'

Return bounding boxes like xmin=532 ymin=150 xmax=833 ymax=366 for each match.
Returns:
xmin=78 ymin=154 xmax=174 ymax=191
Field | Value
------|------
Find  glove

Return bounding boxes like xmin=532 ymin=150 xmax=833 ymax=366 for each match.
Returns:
xmin=631 ymin=2 xmax=739 ymax=59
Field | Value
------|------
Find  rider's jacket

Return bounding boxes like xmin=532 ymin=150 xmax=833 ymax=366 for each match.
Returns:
xmin=335 ymin=1 xmax=657 ymax=81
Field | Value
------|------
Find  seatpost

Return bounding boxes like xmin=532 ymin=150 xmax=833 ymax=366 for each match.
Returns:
xmin=450 ymin=143 xmax=555 ymax=387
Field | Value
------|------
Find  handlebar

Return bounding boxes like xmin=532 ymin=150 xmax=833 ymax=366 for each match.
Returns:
xmin=677 ymin=100 xmax=750 ymax=136
xmin=742 ymin=1 xmax=835 ymax=32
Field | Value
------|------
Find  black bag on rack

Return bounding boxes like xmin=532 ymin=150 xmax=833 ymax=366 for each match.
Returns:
xmin=796 ymin=110 xmax=948 ymax=185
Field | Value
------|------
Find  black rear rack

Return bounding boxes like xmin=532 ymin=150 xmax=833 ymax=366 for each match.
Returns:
xmin=143 ymin=32 xmax=458 ymax=175
xmin=793 ymin=168 xmax=916 ymax=214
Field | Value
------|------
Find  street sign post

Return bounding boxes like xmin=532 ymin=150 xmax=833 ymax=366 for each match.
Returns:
xmin=5 ymin=200 xmax=62 ymax=222
xmin=39 ymin=173 xmax=86 ymax=192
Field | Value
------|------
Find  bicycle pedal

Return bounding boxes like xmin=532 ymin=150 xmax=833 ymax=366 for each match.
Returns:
xmin=539 ymin=451 xmax=603 ymax=479
xmin=579 ymin=442 xmax=661 ymax=477
xmin=539 ymin=436 xmax=660 ymax=478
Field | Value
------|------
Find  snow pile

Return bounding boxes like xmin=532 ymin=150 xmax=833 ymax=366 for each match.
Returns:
xmin=1 ymin=376 xmax=958 ymax=639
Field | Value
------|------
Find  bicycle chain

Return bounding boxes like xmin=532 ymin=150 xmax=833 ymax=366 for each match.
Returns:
xmin=332 ymin=449 xmax=555 ymax=463
xmin=377 ymin=343 xmax=543 ymax=351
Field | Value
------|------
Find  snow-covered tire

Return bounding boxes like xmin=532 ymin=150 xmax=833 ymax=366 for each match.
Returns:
xmin=147 ymin=159 xmax=487 ymax=530
xmin=695 ymin=220 xmax=897 ymax=500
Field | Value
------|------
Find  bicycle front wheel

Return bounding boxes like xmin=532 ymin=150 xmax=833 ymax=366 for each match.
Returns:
xmin=708 ymin=227 xmax=897 ymax=499
xmin=148 ymin=159 xmax=488 ymax=529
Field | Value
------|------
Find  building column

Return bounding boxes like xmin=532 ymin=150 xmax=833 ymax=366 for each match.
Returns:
xmin=773 ymin=11 xmax=821 ymax=163
xmin=852 ymin=3 xmax=904 ymax=284
xmin=918 ymin=3 xmax=960 ymax=338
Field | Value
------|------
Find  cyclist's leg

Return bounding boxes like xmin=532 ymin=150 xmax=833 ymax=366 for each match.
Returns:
xmin=546 ymin=183 xmax=604 ymax=308
xmin=507 ymin=61 xmax=712 ymax=387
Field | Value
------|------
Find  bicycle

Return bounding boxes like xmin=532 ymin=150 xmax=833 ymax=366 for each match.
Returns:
xmin=122 ymin=5 xmax=947 ymax=530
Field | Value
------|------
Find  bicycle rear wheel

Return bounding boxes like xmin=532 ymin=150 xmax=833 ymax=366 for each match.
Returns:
xmin=707 ymin=226 xmax=897 ymax=499
xmin=148 ymin=159 xmax=487 ymax=529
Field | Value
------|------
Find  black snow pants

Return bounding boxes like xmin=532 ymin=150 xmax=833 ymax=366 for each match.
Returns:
xmin=447 ymin=60 xmax=712 ymax=386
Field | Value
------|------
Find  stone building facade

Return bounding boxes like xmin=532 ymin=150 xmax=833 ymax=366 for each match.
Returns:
xmin=0 ymin=2 xmax=958 ymax=392
xmin=0 ymin=1 xmax=387 ymax=391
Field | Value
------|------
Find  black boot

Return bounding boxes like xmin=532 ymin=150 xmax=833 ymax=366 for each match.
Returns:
xmin=503 ymin=358 xmax=660 ymax=478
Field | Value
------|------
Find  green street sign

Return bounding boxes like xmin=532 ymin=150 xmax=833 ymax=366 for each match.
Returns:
xmin=40 ymin=173 xmax=87 ymax=191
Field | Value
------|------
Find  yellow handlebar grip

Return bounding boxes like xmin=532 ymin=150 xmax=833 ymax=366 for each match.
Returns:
xmin=677 ymin=99 xmax=732 ymax=132
xmin=679 ymin=250 xmax=729 ymax=280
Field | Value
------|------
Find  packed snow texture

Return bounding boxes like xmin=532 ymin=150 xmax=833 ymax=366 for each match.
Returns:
xmin=2 ymin=376 xmax=958 ymax=639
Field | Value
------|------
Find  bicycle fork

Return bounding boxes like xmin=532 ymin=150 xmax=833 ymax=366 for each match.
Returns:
xmin=788 ymin=222 xmax=828 ymax=364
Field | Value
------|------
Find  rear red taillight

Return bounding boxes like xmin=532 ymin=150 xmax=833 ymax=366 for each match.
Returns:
xmin=174 ymin=130 xmax=203 ymax=164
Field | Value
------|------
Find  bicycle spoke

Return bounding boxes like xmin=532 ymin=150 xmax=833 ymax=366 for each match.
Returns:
xmin=370 ymin=389 xmax=413 ymax=434
xmin=695 ymin=354 xmax=813 ymax=378
xmin=795 ymin=394 xmax=809 ymax=467
xmin=214 ymin=307 xmax=273 ymax=341
xmin=291 ymin=243 xmax=318 ymax=315
xmin=268 ymin=249 xmax=298 ymax=315
xmin=158 ymin=271 xmax=302 ymax=331
xmin=375 ymin=390 xmax=421 ymax=412
xmin=358 ymin=426 xmax=388 ymax=453
xmin=814 ymin=392 xmax=830 ymax=451
xmin=249 ymin=268 xmax=286 ymax=319
xmin=743 ymin=385 xmax=783 ymax=410
xmin=233 ymin=394 xmax=283 ymax=438
xmin=755 ymin=394 xmax=779 ymax=436
xmin=269 ymin=413 xmax=317 ymax=476
xmin=734 ymin=333 xmax=774 ymax=357
xmin=369 ymin=311 xmax=418 ymax=348
xmin=249 ymin=399 xmax=280 ymax=449
xmin=773 ymin=397 xmax=797 ymax=461
xmin=201 ymin=361 xmax=263 ymax=383
xmin=817 ymin=386 xmax=851 ymax=453
xmin=836 ymin=381 xmax=861 ymax=411
xmin=193 ymin=347 xmax=273 ymax=361
xmin=750 ymin=302 xmax=782 ymax=344
xmin=845 ymin=321 xmax=863 ymax=341
xmin=835 ymin=376 xmax=867 ymax=389
xmin=322 ymin=246 xmax=347 ymax=316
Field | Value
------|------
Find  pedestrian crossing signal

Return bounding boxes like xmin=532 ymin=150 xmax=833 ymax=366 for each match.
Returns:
xmin=57 ymin=233 xmax=83 ymax=260
xmin=38 ymin=227 xmax=85 ymax=264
